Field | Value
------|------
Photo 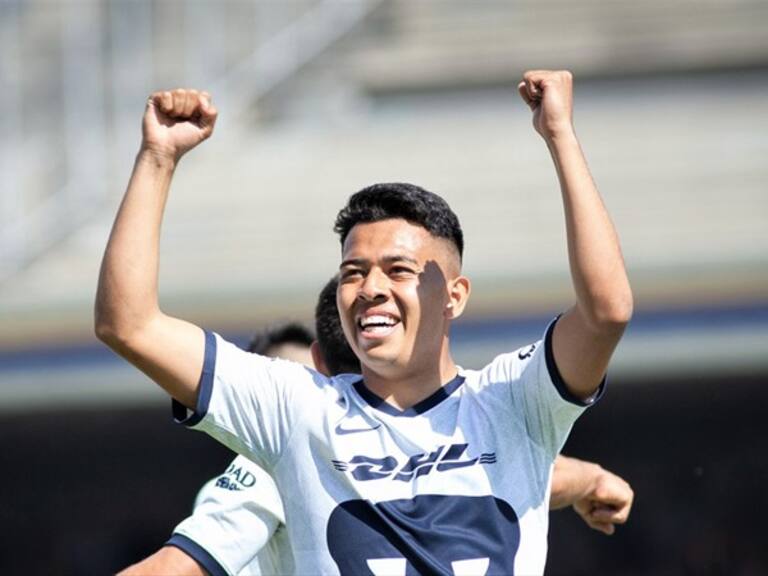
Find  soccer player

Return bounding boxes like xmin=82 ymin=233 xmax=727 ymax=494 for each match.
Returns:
xmin=97 ymin=70 xmax=632 ymax=573
xmin=118 ymin=278 xmax=633 ymax=575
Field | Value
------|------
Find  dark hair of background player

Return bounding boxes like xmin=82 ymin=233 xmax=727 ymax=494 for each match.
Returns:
xmin=247 ymin=322 xmax=315 ymax=356
xmin=314 ymin=275 xmax=362 ymax=375
xmin=333 ymin=182 xmax=464 ymax=259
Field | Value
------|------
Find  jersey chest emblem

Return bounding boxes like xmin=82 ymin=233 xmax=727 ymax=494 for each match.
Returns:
xmin=332 ymin=443 xmax=496 ymax=483
xmin=326 ymin=494 xmax=519 ymax=575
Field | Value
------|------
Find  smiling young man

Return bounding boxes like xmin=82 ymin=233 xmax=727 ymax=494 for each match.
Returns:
xmin=119 ymin=278 xmax=632 ymax=576
xmin=335 ymin=198 xmax=469 ymax=412
xmin=96 ymin=70 xmax=632 ymax=574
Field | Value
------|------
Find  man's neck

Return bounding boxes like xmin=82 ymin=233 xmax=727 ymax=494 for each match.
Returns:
xmin=360 ymin=353 xmax=458 ymax=411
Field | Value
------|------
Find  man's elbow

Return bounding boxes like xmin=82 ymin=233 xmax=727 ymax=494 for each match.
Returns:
xmin=589 ymin=289 xmax=633 ymax=333
xmin=603 ymin=293 xmax=633 ymax=326
xmin=94 ymin=313 xmax=131 ymax=354
xmin=94 ymin=302 xmax=115 ymax=341
xmin=94 ymin=305 xmax=149 ymax=355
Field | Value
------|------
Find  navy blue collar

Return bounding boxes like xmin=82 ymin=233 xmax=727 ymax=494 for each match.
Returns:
xmin=353 ymin=374 xmax=465 ymax=417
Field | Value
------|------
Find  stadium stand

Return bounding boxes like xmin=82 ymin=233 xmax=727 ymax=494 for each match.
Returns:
xmin=1 ymin=0 xmax=766 ymax=407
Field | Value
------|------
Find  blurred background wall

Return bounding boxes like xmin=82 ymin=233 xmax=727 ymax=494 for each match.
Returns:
xmin=0 ymin=1 xmax=766 ymax=574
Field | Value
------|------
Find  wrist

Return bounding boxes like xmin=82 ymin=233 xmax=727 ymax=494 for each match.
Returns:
xmin=543 ymin=125 xmax=578 ymax=146
xmin=136 ymin=146 xmax=178 ymax=171
xmin=585 ymin=462 xmax=606 ymax=495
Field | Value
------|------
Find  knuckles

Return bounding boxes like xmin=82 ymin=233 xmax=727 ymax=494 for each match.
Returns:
xmin=522 ymin=69 xmax=574 ymax=87
xmin=150 ymin=88 xmax=213 ymax=118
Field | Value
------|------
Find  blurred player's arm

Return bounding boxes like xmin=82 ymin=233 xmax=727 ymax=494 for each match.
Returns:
xmin=117 ymin=545 xmax=207 ymax=576
xmin=549 ymin=455 xmax=633 ymax=535
xmin=518 ymin=70 xmax=633 ymax=400
xmin=95 ymin=90 xmax=217 ymax=409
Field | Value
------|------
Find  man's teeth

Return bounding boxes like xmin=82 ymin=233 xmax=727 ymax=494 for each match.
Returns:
xmin=360 ymin=315 xmax=396 ymax=328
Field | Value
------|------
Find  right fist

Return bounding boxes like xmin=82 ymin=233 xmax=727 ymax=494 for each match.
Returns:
xmin=141 ymin=89 xmax=218 ymax=162
xmin=517 ymin=70 xmax=574 ymax=141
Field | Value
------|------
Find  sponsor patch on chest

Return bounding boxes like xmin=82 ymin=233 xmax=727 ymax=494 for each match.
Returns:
xmin=332 ymin=443 xmax=496 ymax=482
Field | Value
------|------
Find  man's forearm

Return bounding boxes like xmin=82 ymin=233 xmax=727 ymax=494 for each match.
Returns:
xmin=550 ymin=455 xmax=600 ymax=510
xmin=546 ymin=130 xmax=632 ymax=331
xmin=95 ymin=151 xmax=176 ymax=350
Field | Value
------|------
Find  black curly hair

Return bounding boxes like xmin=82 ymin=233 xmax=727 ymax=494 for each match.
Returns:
xmin=334 ymin=182 xmax=464 ymax=259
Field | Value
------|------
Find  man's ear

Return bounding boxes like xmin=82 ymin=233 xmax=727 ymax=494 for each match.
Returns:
xmin=445 ymin=275 xmax=471 ymax=320
xmin=310 ymin=341 xmax=331 ymax=376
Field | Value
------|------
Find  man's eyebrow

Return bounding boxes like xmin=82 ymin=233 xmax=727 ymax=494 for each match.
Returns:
xmin=339 ymin=255 xmax=419 ymax=268
xmin=382 ymin=255 xmax=419 ymax=266
xmin=340 ymin=258 xmax=367 ymax=268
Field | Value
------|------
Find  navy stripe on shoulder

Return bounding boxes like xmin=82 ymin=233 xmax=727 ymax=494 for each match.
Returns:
xmin=166 ymin=533 xmax=228 ymax=576
xmin=172 ymin=330 xmax=217 ymax=427
xmin=544 ymin=317 xmax=605 ymax=407
xmin=354 ymin=374 xmax=465 ymax=417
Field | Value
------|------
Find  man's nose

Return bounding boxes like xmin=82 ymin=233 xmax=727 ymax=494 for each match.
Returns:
xmin=358 ymin=269 xmax=388 ymax=302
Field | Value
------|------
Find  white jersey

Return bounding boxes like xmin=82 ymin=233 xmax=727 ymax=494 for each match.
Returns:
xmin=174 ymin=319 xmax=601 ymax=575
xmin=166 ymin=455 xmax=293 ymax=576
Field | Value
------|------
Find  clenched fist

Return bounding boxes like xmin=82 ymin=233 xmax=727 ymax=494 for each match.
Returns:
xmin=572 ymin=466 xmax=634 ymax=535
xmin=518 ymin=70 xmax=574 ymax=141
xmin=141 ymin=89 xmax=218 ymax=163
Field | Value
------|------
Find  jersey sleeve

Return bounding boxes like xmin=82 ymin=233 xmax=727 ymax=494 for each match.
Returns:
xmin=166 ymin=455 xmax=284 ymax=576
xmin=485 ymin=317 xmax=605 ymax=458
xmin=171 ymin=331 xmax=323 ymax=467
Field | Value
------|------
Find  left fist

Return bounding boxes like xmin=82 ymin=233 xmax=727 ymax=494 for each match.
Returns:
xmin=573 ymin=466 xmax=634 ymax=535
xmin=517 ymin=70 xmax=574 ymax=140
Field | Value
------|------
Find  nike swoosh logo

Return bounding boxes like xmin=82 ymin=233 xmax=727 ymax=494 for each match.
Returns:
xmin=335 ymin=423 xmax=382 ymax=436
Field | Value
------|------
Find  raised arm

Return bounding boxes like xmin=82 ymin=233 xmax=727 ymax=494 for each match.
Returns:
xmin=550 ymin=455 xmax=634 ymax=535
xmin=95 ymin=90 xmax=218 ymax=408
xmin=518 ymin=70 xmax=633 ymax=399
